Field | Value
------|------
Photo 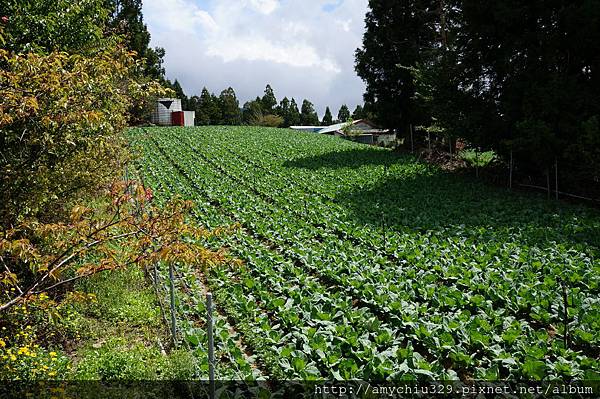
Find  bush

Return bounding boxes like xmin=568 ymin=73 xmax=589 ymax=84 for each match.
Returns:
xmin=459 ymin=149 xmax=497 ymax=168
xmin=254 ymin=114 xmax=284 ymax=127
xmin=0 ymin=47 xmax=165 ymax=225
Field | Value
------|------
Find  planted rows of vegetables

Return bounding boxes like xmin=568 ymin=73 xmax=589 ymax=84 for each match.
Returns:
xmin=137 ymin=131 xmax=424 ymax=379
xmin=129 ymin=126 xmax=600 ymax=381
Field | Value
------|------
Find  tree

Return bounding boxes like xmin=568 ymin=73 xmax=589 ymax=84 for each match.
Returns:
xmin=218 ymin=87 xmax=241 ymax=125
xmin=2 ymin=0 xmax=109 ymax=54
xmin=261 ymin=84 xmax=277 ymax=114
xmin=0 ymin=46 xmax=166 ymax=226
xmin=0 ymin=182 xmax=225 ymax=313
xmin=337 ymin=104 xmax=351 ymax=123
xmin=352 ymin=105 xmax=365 ymax=120
xmin=415 ymin=0 xmax=600 ymax=176
xmin=105 ymin=0 xmax=166 ymax=80
xmin=277 ymin=97 xmax=290 ymax=127
xmin=300 ymin=100 xmax=319 ymax=126
xmin=242 ymin=99 xmax=264 ymax=125
xmin=168 ymin=79 xmax=190 ymax=110
xmin=355 ymin=0 xmax=438 ymax=130
xmin=322 ymin=107 xmax=333 ymax=126
xmin=194 ymin=88 xmax=220 ymax=125
xmin=288 ymin=98 xmax=301 ymax=126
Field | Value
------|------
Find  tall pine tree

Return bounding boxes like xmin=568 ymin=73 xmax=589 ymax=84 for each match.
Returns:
xmin=355 ymin=0 xmax=438 ymax=131
xmin=288 ymin=98 xmax=301 ymax=126
xmin=300 ymin=100 xmax=319 ymax=125
xmin=277 ymin=97 xmax=291 ymax=127
xmin=322 ymin=107 xmax=333 ymax=126
xmin=337 ymin=104 xmax=351 ymax=123
xmin=105 ymin=0 xmax=165 ymax=80
xmin=195 ymin=88 xmax=220 ymax=125
xmin=219 ymin=87 xmax=241 ymax=125
xmin=170 ymin=79 xmax=189 ymax=109
xmin=352 ymin=105 xmax=364 ymax=120
xmin=261 ymin=84 xmax=277 ymax=115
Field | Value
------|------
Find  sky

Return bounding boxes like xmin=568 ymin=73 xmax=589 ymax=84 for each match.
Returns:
xmin=142 ymin=0 xmax=369 ymax=117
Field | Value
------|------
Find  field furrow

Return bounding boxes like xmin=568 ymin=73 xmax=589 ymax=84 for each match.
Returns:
xmin=129 ymin=126 xmax=600 ymax=381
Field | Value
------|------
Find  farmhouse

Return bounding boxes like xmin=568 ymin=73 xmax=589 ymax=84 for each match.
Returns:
xmin=151 ymin=98 xmax=196 ymax=127
xmin=291 ymin=119 xmax=396 ymax=146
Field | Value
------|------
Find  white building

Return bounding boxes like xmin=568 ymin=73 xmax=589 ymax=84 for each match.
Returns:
xmin=151 ymin=98 xmax=195 ymax=126
xmin=290 ymin=119 xmax=395 ymax=146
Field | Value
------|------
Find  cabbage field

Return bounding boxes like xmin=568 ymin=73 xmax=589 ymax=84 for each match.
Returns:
xmin=129 ymin=126 xmax=599 ymax=381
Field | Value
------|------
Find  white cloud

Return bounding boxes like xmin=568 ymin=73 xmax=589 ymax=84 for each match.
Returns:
xmin=143 ymin=0 xmax=368 ymax=115
xmin=206 ymin=36 xmax=341 ymax=73
xmin=335 ymin=18 xmax=352 ymax=32
xmin=144 ymin=0 xmax=215 ymax=34
xmin=247 ymin=0 xmax=279 ymax=14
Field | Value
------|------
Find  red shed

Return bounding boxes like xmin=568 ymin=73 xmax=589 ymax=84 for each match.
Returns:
xmin=171 ymin=111 xmax=184 ymax=126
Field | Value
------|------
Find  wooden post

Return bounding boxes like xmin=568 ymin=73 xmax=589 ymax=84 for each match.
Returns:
xmin=207 ymin=293 xmax=216 ymax=399
xmin=561 ymin=280 xmax=569 ymax=349
xmin=169 ymin=262 xmax=177 ymax=348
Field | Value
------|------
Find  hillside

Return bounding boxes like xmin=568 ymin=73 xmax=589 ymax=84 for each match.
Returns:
xmin=128 ymin=126 xmax=600 ymax=381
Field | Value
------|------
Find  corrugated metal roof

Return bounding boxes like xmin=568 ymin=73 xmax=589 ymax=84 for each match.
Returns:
xmin=317 ymin=122 xmax=346 ymax=134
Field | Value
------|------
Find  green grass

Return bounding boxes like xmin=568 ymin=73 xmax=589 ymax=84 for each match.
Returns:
xmin=68 ymin=267 xmax=196 ymax=380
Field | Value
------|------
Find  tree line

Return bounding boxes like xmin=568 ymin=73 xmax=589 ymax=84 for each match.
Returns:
xmin=356 ymin=0 xmax=600 ymax=180
xmin=167 ymin=82 xmax=368 ymax=127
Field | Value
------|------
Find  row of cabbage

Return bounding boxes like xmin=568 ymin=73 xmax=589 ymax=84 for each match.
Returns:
xmin=129 ymin=126 xmax=599 ymax=381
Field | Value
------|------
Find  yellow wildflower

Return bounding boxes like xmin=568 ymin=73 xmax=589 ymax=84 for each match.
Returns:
xmin=49 ymin=352 xmax=57 ymax=357
xmin=0 ymin=339 xmax=5 ymax=347
xmin=10 ymin=354 xmax=16 ymax=361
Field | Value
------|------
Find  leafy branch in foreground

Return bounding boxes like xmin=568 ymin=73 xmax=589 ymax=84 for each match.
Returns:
xmin=0 ymin=180 xmax=233 ymax=313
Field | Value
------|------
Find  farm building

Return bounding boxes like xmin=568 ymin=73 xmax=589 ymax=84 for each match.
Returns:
xmin=288 ymin=126 xmax=322 ymax=133
xmin=151 ymin=98 xmax=195 ymax=127
xmin=291 ymin=119 xmax=395 ymax=146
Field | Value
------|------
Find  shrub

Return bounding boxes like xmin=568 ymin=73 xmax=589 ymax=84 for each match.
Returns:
xmin=459 ymin=149 xmax=497 ymax=168
xmin=254 ymin=114 xmax=284 ymax=128
xmin=0 ymin=47 xmax=166 ymax=225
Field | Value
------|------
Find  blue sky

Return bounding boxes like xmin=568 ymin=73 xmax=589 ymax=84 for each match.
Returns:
xmin=142 ymin=0 xmax=368 ymax=116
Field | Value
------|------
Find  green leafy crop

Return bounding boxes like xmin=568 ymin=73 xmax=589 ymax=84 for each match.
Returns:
xmin=128 ymin=126 xmax=600 ymax=381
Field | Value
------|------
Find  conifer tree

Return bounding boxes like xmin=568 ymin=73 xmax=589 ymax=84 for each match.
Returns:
xmin=322 ymin=107 xmax=333 ymax=126
xmin=337 ymin=104 xmax=351 ymax=123
xmin=300 ymin=100 xmax=319 ymax=126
